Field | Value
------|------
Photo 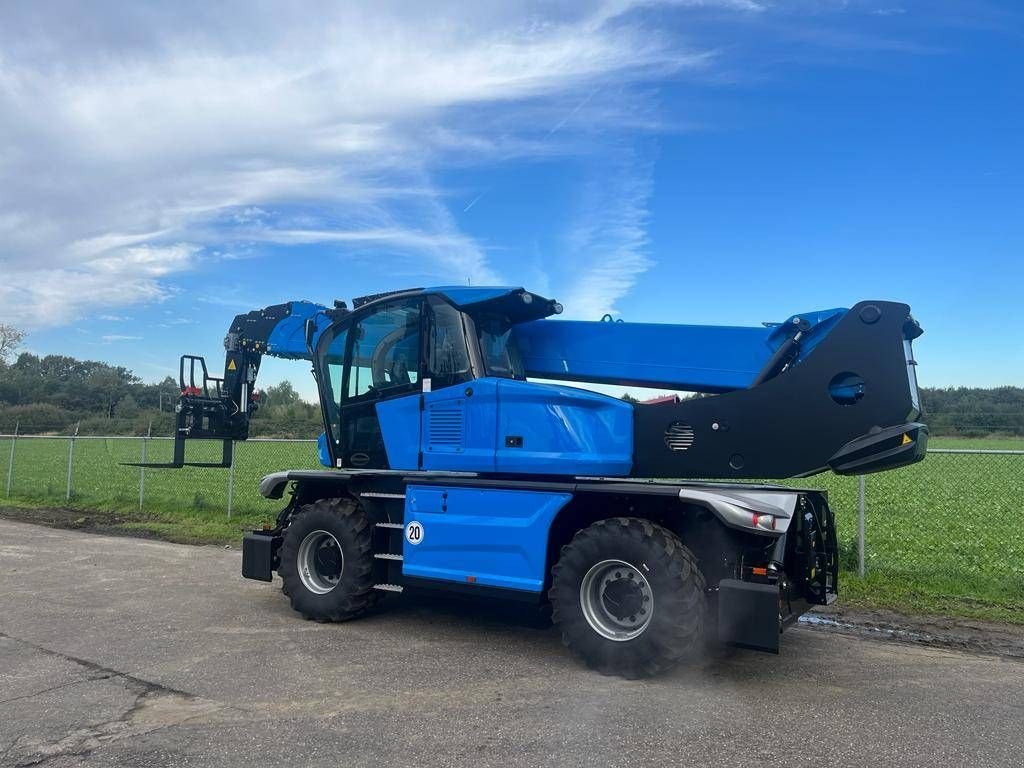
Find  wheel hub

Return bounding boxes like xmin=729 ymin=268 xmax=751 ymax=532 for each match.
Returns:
xmin=602 ymin=578 xmax=644 ymax=620
xmin=579 ymin=559 xmax=653 ymax=641
xmin=297 ymin=530 xmax=344 ymax=594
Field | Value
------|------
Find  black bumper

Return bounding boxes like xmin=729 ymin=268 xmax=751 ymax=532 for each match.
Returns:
xmin=717 ymin=577 xmax=832 ymax=653
xmin=828 ymin=421 xmax=928 ymax=476
xmin=718 ymin=578 xmax=782 ymax=652
xmin=242 ymin=532 xmax=280 ymax=582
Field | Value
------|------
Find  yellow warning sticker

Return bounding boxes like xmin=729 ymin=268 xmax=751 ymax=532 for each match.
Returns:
xmin=227 ymin=360 xmax=237 ymax=371
xmin=901 ymin=433 xmax=913 ymax=445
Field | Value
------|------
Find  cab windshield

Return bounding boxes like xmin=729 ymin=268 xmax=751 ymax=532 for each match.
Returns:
xmin=474 ymin=314 xmax=524 ymax=379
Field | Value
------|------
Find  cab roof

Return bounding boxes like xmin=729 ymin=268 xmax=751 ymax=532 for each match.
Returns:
xmin=352 ymin=286 xmax=561 ymax=323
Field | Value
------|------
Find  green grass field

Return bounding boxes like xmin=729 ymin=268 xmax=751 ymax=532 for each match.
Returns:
xmin=929 ymin=436 xmax=1024 ymax=450
xmin=0 ymin=436 xmax=319 ymax=543
xmin=1 ymin=434 xmax=1021 ymax=623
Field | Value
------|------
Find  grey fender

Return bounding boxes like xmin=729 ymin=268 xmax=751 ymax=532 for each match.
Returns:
xmin=259 ymin=471 xmax=292 ymax=499
xmin=259 ymin=469 xmax=357 ymax=499
xmin=676 ymin=486 xmax=800 ymax=535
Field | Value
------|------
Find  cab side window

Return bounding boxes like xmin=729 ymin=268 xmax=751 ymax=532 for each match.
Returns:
xmin=425 ymin=298 xmax=472 ymax=389
xmin=318 ymin=325 xmax=349 ymax=443
xmin=345 ymin=298 xmax=422 ymax=403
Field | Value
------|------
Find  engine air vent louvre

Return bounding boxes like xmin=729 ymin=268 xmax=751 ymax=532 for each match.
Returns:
xmin=428 ymin=405 xmax=464 ymax=447
xmin=664 ymin=422 xmax=695 ymax=452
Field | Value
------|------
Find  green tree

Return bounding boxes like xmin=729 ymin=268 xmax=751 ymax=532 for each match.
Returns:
xmin=0 ymin=323 xmax=25 ymax=363
xmin=114 ymin=394 xmax=140 ymax=419
xmin=263 ymin=380 xmax=301 ymax=407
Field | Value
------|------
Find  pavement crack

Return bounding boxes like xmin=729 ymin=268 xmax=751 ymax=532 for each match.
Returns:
xmin=0 ymin=631 xmax=230 ymax=767
xmin=0 ymin=630 xmax=194 ymax=700
xmin=0 ymin=673 xmax=113 ymax=706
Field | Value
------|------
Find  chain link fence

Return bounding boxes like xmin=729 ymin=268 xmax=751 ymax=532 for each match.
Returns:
xmin=0 ymin=429 xmax=321 ymax=519
xmin=1 ymin=428 xmax=1021 ymax=611
xmin=784 ymin=449 xmax=1024 ymax=602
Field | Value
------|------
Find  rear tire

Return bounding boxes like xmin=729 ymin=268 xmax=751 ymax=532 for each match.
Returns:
xmin=278 ymin=497 xmax=380 ymax=622
xmin=549 ymin=517 xmax=706 ymax=678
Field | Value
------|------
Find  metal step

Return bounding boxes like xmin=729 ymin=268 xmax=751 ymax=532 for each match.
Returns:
xmin=373 ymin=583 xmax=404 ymax=593
xmin=374 ymin=553 xmax=403 ymax=561
xmin=361 ymin=492 xmax=406 ymax=500
xmin=375 ymin=522 xmax=404 ymax=530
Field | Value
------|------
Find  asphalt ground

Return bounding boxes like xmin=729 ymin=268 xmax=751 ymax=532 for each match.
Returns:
xmin=1 ymin=519 xmax=1022 ymax=768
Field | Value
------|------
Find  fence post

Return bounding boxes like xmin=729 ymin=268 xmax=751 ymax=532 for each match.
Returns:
xmin=226 ymin=441 xmax=236 ymax=519
xmin=139 ymin=420 xmax=152 ymax=511
xmin=5 ymin=419 xmax=18 ymax=498
xmin=65 ymin=423 xmax=80 ymax=502
xmin=857 ymin=474 xmax=866 ymax=577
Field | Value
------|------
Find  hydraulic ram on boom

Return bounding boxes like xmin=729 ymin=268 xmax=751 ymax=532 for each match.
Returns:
xmin=147 ymin=286 xmax=926 ymax=677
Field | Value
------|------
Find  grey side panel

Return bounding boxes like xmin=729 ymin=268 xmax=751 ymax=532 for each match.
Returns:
xmin=259 ymin=471 xmax=292 ymax=499
xmin=677 ymin=487 xmax=799 ymax=534
xmin=259 ymin=469 xmax=356 ymax=498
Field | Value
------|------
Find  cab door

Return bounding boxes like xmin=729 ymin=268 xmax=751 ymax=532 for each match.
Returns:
xmin=337 ymin=297 xmax=423 ymax=469
xmin=418 ymin=296 xmax=497 ymax=471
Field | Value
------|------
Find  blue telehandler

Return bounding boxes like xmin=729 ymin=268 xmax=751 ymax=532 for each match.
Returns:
xmin=160 ymin=286 xmax=925 ymax=677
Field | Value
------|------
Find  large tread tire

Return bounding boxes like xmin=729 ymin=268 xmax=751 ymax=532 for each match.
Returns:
xmin=549 ymin=517 xmax=706 ymax=678
xmin=278 ymin=497 xmax=380 ymax=622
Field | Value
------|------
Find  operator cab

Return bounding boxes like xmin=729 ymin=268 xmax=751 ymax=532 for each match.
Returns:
xmin=313 ymin=287 xmax=568 ymax=470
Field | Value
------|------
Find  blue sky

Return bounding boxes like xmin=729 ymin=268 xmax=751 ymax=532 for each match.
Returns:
xmin=1 ymin=1 xmax=1021 ymax=401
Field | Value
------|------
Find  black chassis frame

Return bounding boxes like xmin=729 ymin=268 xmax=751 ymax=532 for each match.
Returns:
xmin=245 ymin=469 xmax=838 ymax=653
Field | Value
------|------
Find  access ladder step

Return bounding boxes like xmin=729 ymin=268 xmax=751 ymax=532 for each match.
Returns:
xmin=373 ymin=583 xmax=404 ymax=593
xmin=374 ymin=553 xmax=403 ymax=561
xmin=375 ymin=522 xmax=404 ymax=530
xmin=361 ymin=492 xmax=406 ymax=500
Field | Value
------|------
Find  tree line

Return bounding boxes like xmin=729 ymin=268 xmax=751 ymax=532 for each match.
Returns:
xmin=0 ymin=325 xmax=1020 ymax=438
xmin=0 ymin=348 xmax=321 ymax=437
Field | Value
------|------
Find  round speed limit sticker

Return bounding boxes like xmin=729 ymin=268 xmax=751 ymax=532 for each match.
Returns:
xmin=405 ymin=521 xmax=424 ymax=545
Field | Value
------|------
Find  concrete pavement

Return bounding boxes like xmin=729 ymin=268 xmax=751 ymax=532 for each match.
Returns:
xmin=1 ymin=519 xmax=1022 ymax=767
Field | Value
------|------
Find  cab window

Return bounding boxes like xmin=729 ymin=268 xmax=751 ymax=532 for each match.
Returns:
xmin=475 ymin=313 xmax=524 ymax=379
xmin=317 ymin=325 xmax=349 ymax=443
xmin=345 ymin=298 xmax=422 ymax=403
xmin=425 ymin=297 xmax=473 ymax=389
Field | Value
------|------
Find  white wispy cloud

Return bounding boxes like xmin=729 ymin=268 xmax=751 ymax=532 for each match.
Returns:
xmin=0 ymin=1 xmax=760 ymax=328
xmin=0 ymin=245 xmax=198 ymax=327
xmin=550 ymin=146 xmax=655 ymax=319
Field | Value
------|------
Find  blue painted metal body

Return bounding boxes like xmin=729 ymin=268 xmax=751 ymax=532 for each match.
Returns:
xmin=261 ymin=289 xmax=551 ymax=363
xmin=424 ymin=285 xmax=522 ymax=307
xmin=253 ymin=289 xmax=851 ymax=476
xmin=316 ymin=432 xmax=331 ymax=468
xmin=264 ymin=301 xmax=333 ymax=360
xmin=414 ymin=378 xmax=633 ymax=475
xmin=241 ymin=289 xmax=880 ymax=601
xmin=402 ymin=485 xmax=572 ymax=591
xmin=259 ymin=289 xmax=848 ymax=394
xmin=494 ymin=379 xmax=632 ymax=475
xmin=513 ymin=307 xmax=847 ymax=393
xmin=375 ymin=394 xmax=422 ymax=469
xmin=421 ymin=380 xmax=500 ymax=472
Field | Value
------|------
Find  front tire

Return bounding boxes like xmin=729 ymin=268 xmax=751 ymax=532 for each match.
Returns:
xmin=549 ymin=517 xmax=706 ymax=678
xmin=278 ymin=497 xmax=380 ymax=622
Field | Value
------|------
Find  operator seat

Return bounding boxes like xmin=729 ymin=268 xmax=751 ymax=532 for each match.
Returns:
xmin=390 ymin=355 xmax=411 ymax=386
